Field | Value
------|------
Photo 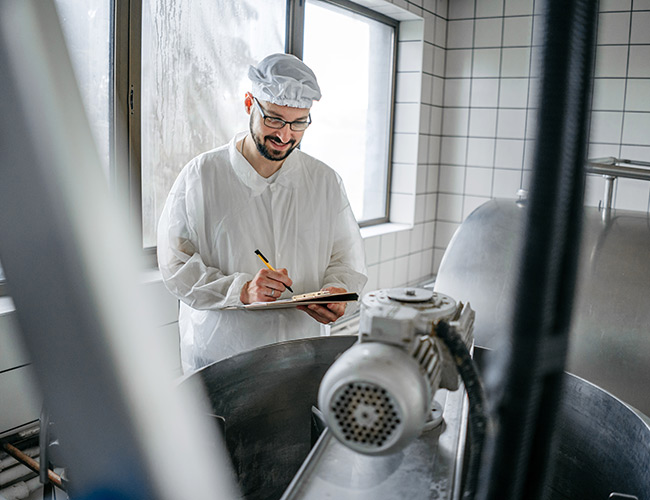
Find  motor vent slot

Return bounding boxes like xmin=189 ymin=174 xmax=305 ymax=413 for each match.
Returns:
xmin=330 ymin=381 xmax=402 ymax=451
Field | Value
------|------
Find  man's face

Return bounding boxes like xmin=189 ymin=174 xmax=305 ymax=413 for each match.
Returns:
xmin=249 ymin=99 xmax=310 ymax=162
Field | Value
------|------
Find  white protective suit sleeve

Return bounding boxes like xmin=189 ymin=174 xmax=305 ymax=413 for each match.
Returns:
xmin=157 ymin=163 xmax=253 ymax=310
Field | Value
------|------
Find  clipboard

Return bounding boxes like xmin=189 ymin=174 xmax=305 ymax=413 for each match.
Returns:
xmin=227 ymin=290 xmax=359 ymax=311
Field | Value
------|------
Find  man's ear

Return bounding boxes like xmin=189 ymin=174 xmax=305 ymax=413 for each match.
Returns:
xmin=244 ymin=92 xmax=254 ymax=114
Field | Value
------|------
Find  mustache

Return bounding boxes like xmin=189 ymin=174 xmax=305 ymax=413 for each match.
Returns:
xmin=266 ymin=135 xmax=295 ymax=147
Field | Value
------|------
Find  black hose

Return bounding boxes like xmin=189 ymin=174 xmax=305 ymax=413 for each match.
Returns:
xmin=434 ymin=319 xmax=488 ymax=500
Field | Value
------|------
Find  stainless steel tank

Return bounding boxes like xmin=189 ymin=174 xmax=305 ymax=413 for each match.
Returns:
xmin=187 ymin=337 xmax=650 ymax=500
xmin=434 ymin=199 xmax=650 ymax=418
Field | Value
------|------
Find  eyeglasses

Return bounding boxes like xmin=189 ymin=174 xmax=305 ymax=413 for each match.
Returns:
xmin=253 ymin=97 xmax=311 ymax=131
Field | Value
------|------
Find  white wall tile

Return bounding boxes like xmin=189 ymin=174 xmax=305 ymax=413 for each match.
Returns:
xmin=476 ymin=0 xmax=503 ymax=17
xmin=395 ymin=103 xmax=421 ymax=133
xmin=390 ymin=192 xmax=417 ymax=223
xmin=447 ymin=19 xmax=475 ymax=48
xmin=499 ymin=78 xmax=528 ymax=108
xmin=409 ymin=252 xmax=425 ymax=283
xmin=426 ymin=164 xmax=439 ymax=191
xmin=631 ymin=12 xmax=650 ymax=44
xmin=497 ymin=108 xmax=527 ymax=138
xmin=473 ymin=48 xmax=501 ymax=77
xmin=440 ymin=136 xmax=468 ymax=164
xmin=432 ymin=76 xmax=445 ymax=104
xmin=436 ymin=0 xmax=448 ymax=18
xmin=463 ymin=195 xmax=491 ymax=219
xmin=437 ymin=193 xmax=464 ymax=221
xmin=475 ymin=18 xmax=502 ymax=48
xmin=444 ymin=78 xmax=471 ymax=106
xmin=0 ymin=313 xmax=28 ymax=372
xmin=396 ymin=72 xmax=422 ymax=103
xmin=398 ymin=41 xmax=424 ymax=72
xmin=410 ymin=222 xmax=425 ymax=252
xmin=632 ymin=0 xmax=650 ymax=9
xmin=0 ymin=368 xmax=41 ymax=435
xmin=421 ymin=73 xmax=433 ymax=104
xmin=628 ymin=46 xmax=650 ymax=77
xmin=471 ymin=78 xmax=500 ymax=107
xmin=393 ymin=133 xmax=419 ymax=163
xmin=501 ymin=47 xmax=530 ymax=77
xmin=587 ymin=142 xmax=620 ymax=159
xmin=467 ymin=137 xmax=496 ymax=166
xmin=625 ymin=80 xmax=650 ymax=112
xmin=378 ymin=259 xmax=396 ymax=288
xmin=395 ymin=228 xmax=412 ymax=257
xmin=600 ymin=0 xmax=631 ymax=11
xmin=469 ymin=108 xmax=497 ymax=136
xmin=417 ymin=165 xmax=428 ymax=193
xmin=592 ymin=78 xmax=626 ymax=110
xmin=503 ymin=16 xmax=533 ymax=47
xmin=430 ymin=106 xmax=443 ymax=134
xmin=418 ymin=133 xmax=430 ymax=163
xmin=594 ymin=46 xmax=629 ymax=77
xmin=433 ymin=248 xmax=446 ymax=274
xmin=448 ymin=0 xmax=475 ymax=19
xmin=423 ymin=42 xmax=435 ymax=74
xmin=428 ymin=135 xmax=441 ymax=162
xmin=434 ymin=46 xmax=447 ymax=76
xmin=420 ymin=104 xmax=432 ymax=134
xmin=445 ymin=49 xmax=473 ymax=77
xmin=434 ymin=221 xmax=460 ymax=248
xmin=394 ymin=255 xmax=409 ymax=286
xmin=424 ymin=193 xmax=438 ymax=221
xmin=620 ymin=144 xmax=650 ymax=163
xmin=495 ymin=138 xmax=525 ymax=168
xmin=416 ymin=193 xmax=428 ymax=222
xmin=400 ymin=19 xmax=425 ymax=41
xmin=365 ymin=263 xmax=380 ymax=293
xmin=492 ymin=168 xmax=522 ymax=198
xmin=439 ymin=165 xmax=465 ymax=194
xmin=424 ymin=12 xmax=436 ymax=44
xmin=443 ymin=107 xmax=469 ymax=135
xmin=615 ymin=178 xmax=650 ymax=211
xmin=391 ymin=162 xmax=418 ymax=194
xmin=504 ymin=0 xmax=533 ymax=16
xmin=589 ymin=111 xmax=623 ymax=143
xmin=364 ymin=235 xmax=381 ymax=265
xmin=423 ymin=221 xmax=436 ymax=248
xmin=598 ymin=12 xmax=632 ymax=45
xmin=622 ymin=112 xmax=650 ymax=145
xmin=465 ymin=167 xmax=494 ymax=196
xmin=380 ymin=231 xmax=397 ymax=261
xmin=435 ymin=16 xmax=447 ymax=47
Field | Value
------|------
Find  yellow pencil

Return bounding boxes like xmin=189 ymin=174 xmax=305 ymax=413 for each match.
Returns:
xmin=254 ymin=249 xmax=294 ymax=293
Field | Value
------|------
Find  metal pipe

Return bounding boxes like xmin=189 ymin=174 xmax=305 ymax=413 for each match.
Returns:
xmin=1 ymin=443 xmax=64 ymax=490
xmin=476 ymin=0 xmax=600 ymax=498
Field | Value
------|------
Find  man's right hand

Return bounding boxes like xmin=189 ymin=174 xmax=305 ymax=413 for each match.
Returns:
xmin=240 ymin=268 xmax=293 ymax=304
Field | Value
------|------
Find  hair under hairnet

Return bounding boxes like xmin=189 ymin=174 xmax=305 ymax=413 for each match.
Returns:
xmin=248 ymin=53 xmax=322 ymax=108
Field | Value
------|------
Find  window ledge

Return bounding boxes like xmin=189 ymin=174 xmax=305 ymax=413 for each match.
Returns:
xmin=361 ymin=222 xmax=412 ymax=239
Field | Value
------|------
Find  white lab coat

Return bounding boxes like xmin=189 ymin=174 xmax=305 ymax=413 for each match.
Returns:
xmin=158 ymin=132 xmax=367 ymax=372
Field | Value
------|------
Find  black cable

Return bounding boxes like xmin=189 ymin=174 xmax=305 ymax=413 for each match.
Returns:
xmin=434 ymin=319 xmax=488 ymax=500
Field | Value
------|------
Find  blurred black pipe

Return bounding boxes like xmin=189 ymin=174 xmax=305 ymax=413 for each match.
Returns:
xmin=476 ymin=0 xmax=599 ymax=499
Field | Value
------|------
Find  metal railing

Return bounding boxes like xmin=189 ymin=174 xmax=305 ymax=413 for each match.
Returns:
xmin=586 ymin=157 xmax=650 ymax=215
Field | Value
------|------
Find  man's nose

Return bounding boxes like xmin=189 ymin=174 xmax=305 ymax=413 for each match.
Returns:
xmin=275 ymin=125 xmax=293 ymax=142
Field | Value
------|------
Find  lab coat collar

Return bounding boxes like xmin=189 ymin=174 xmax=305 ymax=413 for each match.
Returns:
xmin=229 ymin=132 xmax=299 ymax=196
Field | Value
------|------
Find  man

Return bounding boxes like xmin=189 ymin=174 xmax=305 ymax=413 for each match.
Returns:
xmin=157 ymin=53 xmax=367 ymax=372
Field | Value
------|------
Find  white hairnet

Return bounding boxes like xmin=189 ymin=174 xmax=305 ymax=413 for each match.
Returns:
xmin=248 ymin=53 xmax=322 ymax=108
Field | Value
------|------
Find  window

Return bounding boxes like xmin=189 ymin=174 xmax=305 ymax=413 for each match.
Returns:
xmin=301 ymin=0 xmax=396 ymax=226
xmin=140 ymin=0 xmax=286 ymax=248
xmin=39 ymin=0 xmax=396 ymax=254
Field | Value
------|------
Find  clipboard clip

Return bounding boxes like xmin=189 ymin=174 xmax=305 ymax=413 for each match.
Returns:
xmin=292 ymin=290 xmax=331 ymax=301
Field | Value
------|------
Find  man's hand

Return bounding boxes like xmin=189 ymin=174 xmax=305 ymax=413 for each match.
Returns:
xmin=297 ymin=286 xmax=347 ymax=325
xmin=240 ymin=268 xmax=293 ymax=304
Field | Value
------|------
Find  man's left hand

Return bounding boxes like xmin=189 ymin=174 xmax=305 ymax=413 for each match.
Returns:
xmin=297 ymin=286 xmax=347 ymax=325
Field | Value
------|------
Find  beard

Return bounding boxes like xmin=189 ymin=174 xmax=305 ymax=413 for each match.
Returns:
xmin=249 ymin=116 xmax=300 ymax=162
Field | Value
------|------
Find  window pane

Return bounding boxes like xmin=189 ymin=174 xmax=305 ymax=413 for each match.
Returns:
xmin=301 ymin=0 xmax=395 ymax=224
xmin=141 ymin=0 xmax=286 ymax=248
xmin=52 ymin=0 xmax=112 ymax=176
